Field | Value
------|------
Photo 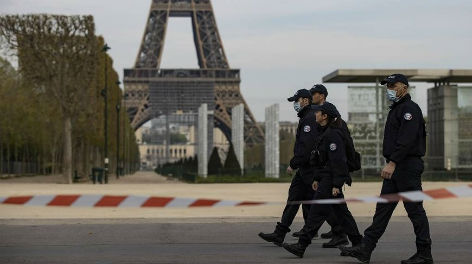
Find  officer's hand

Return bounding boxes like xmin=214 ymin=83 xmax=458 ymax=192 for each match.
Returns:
xmin=312 ymin=181 xmax=319 ymax=191
xmin=332 ymin=188 xmax=341 ymax=197
xmin=287 ymin=166 xmax=294 ymax=175
xmin=381 ymin=161 xmax=396 ymax=179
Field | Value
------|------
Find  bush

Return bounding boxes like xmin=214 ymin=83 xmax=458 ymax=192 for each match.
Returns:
xmin=223 ymin=143 xmax=241 ymax=175
xmin=208 ymin=147 xmax=223 ymax=175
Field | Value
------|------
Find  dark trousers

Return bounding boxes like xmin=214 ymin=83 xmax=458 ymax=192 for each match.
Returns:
xmin=363 ymin=158 xmax=432 ymax=250
xmin=299 ymin=175 xmax=362 ymax=246
xmin=276 ymin=171 xmax=314 ymax=233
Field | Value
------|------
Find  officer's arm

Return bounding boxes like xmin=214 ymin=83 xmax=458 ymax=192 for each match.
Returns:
xmin=289 ymin=119 xmax=317 ymax=169
xmin=389 ymin=106 xmax=420 ymax=163
xmin=327 ymin=132 xmax=349 ymax=188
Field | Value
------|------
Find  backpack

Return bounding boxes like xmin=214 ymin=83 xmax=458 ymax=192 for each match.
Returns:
xmin=339 ymin=120 xmax=362 ymax=173
xmin=312 ymin=122 xmax=361 ymax=173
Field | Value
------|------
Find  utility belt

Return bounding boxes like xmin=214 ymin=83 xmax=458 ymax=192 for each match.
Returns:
xmin=310 ymin=148 xmax=327 ymax=169
xmin=385 ymin=156 xmax=422 ymax=164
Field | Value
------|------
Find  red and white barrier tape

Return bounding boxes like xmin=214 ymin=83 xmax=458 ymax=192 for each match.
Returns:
xmin=289 ymin=184 xmax=472 ymax=205
xmin=0 ymin=185 xmax=471 ymax=208
xmin=0 ymin=194 xmax=272 ymax=208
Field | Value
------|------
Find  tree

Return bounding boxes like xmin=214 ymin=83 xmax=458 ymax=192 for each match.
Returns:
xmin=0 ymin=15 xmax=98 ymax=183
xmin=223 ymin=144 xmax=241 ymax=175
xmin=208 ymin=147 xmax=222 ymax=175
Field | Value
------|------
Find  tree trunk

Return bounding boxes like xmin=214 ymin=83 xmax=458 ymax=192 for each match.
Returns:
xmin=14 ymin=143 xmax=18 ymax=175
xmin=51 ymin=146 xmax=56 ymax=175
xmin=0 ymin=142 xmax=3 ymax=177
xmin=63 ymin=116 xmax=73 ymax=184
xmin=84 ymin=142 xmax=91 ymax=180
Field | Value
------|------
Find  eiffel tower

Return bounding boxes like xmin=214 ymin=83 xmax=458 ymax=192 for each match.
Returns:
xmin=123 ymin=0 xmax=264 ymax=146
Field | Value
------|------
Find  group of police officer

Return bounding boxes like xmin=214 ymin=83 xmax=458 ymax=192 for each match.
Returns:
xmin=258 ymin=74 xmax=433 ymax=264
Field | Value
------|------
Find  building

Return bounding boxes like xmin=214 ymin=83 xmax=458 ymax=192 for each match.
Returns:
xmin=279 ymin=121 xmax=297 ymax=136
xmin=346 ymin=85 xmax=415 ymax=169
xmin=323 ymin=69 xmax=472 ymax=171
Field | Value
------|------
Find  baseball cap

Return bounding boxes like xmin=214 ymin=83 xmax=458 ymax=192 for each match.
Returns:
xmin=319 ymin=102 xmax=340 ymax=118
xmin=287 ymin=89 xmax=311 ymax=102
xmin=309 ymin=84 xmax=328 ymax=97
xmin=380 ymin=73 xmax=409 ymax=86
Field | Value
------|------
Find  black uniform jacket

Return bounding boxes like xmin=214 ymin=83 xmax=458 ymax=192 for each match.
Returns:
xmin=290 ymin=106 xmax=320 ymax=185
xmin=383 ymin=94 xmax=426 ymax=164
xmin=313 ymin=125 xmax=349 ymax=189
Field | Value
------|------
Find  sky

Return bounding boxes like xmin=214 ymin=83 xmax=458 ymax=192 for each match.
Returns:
xmin=2 ymin=0 xmax=472 ymax=122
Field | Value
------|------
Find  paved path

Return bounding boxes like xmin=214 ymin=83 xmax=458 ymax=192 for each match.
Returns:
xmin=0 ymin=217 xmax=470 ymax=264
xmin=0 ymin=171 xmax=178 ymax=184
xmin=110 ymin=170 xmax=180 ymax=184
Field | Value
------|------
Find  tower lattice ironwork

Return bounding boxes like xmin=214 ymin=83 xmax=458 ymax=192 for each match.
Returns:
xmin=124 ymin=0 xmax=264 ymax=145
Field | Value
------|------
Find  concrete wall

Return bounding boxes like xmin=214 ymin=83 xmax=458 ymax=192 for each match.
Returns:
xmin=427 ymin=85 xmax=459 ymax=169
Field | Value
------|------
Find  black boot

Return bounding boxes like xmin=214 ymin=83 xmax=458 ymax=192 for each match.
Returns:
xmin=258 ymin=231 xmax=285 ymax=246
xmin=340 ymin=243 xmax=372 ymax=264
xmin=292 ymin=229 xmax=318 ymax=238
xmin=322 ymin=234 xmax=349 ymax=248
xmin=321 ymin=230 xmax=333 ymax=239
xmin=401 ymin=247 xmax=433 ymax=264
xmin=292 ymin=229 xmax=303 ymax=237
xmin=282 ymin=242 xmax=307 ymax=258
xmin=258 ymin=223 xmax=289 ymax=246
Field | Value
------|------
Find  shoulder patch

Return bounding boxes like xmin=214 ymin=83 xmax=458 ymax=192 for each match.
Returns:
xmin=329 ymin=143 xmax=337 ymax=151
xmin=304 ymin=125 xmax=311 ymax=132
xmin=404 ymin=113 xmax=413 ymax=121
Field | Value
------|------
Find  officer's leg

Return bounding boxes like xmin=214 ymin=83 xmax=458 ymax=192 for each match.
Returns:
xmin=277 ymin=171 xmax=306 ymax=233
xmin=325 ymin=207 xmax=345 ymax=234
xmin=396 ymin=160 xmax=432 ymax=258
xmin=298 ymin=177 xmax=333 ymax=246
xmin=362 ymin=177 xmax=399 ymax=250
xmin=331 ymin=194 xmax=362 ymax=246
xmin=259 ymin=171 xmax=306 ymax=245
xmin=283 ymin=177 xmax=346 ymax=258
xmin=301 ymin=203 xmax=310 ymax=223
xmin=301 ymin=183 xmax=316 ymax=222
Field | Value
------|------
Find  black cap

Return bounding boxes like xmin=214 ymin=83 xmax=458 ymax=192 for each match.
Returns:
xmin=380 ymin=73 xmax=409 ymax=86
xmin=310 ymin=84 xmax=328 ymax=97
xmin=287 ymin=89 xmax=311 ymax=102
xmin=318 ymin=102 xmax=340 ymax=118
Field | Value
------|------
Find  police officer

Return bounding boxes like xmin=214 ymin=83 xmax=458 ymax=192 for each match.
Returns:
xmin=341 ymin=74 xmax=433 ymax=264
xmin=258 ymin=89 xmax=319 ymax=246
xmin=309 ymin=84 xmax=350 ymax=247
xmin=282 ymin=102 xmax=363 ymax=258
xmin=310 ymin=84 xmax=328 ymax=107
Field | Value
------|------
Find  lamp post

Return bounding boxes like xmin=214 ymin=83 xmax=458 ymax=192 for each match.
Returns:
xmin=123 ymin=101 xmax=127 ymax=175
xmin=116 ymin=80 xmax=121 ymax=179
xmin=101 ymin=43 xmax=111 ymax=184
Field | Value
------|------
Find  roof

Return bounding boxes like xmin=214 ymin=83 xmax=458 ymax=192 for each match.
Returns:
xmin=322 ymin=69 xmax=472 ymax=83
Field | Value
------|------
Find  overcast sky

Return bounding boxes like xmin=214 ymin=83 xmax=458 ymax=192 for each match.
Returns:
xmin=2 ymin=0 xmax=472 ymax=122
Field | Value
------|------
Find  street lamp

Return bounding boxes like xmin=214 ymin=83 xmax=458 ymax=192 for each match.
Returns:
xmin=116 ymin=80 xmax=121 ymax=179
xmin=101 ymin=43 xmax=111 ymax=184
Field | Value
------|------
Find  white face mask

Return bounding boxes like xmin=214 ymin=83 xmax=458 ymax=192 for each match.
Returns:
xmin=293 ymin=102 xmax=302 ymax=112
xmin=386 ymin=89 xmax=399 ymax=102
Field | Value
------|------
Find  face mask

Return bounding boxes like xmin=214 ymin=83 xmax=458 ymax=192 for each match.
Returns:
xmin=386 ymin=89 xmax=399 ymax=102
xmin=293 ymin=102 xmax=302 ymax=112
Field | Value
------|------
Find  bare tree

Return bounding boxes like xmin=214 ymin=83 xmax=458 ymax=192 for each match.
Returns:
xmin=0 ymin=15 xmax=98 ymax=183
